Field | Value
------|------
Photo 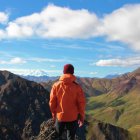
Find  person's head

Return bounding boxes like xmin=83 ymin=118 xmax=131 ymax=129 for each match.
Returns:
xmin=63 ymin=64 xmax=74 ymax=74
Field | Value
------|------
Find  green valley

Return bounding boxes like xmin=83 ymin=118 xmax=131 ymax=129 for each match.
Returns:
xmin=86 ymin=92 xmax=140 ymax=140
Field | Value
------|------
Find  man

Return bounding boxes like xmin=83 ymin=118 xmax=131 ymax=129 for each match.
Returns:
xmin=49 ymin=64 xmax=86 ymax=140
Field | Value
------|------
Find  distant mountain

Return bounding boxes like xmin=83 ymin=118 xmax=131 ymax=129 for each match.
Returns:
xmin=104 ymin=74 xmax=121 ymax=79
xmin=19 ymin=70 xmax=49 ymax=77
xmin=81 ymin=67 xmax=140 ymax=96
xmin=41 ymin=67 xmax=140 ymax=96
xmin=21 ymin=75 xmax=58 ymax=83
xmin=7 ymin=69 xmax=59 ymax=82
xmin=0 ymin=70 xmax=51 ymax=139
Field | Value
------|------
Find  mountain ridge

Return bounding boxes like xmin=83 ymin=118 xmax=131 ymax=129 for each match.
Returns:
xmin=40 ymin=67 xmax=140 ymax=97
xmin=0 ymin=70 xmax=51 ymax=139
xmin=0 ymin=69 xmax=140 ymax=139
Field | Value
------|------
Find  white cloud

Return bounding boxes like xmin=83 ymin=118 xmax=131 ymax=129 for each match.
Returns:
xmin=10 ymin=57 xmax=26 ymax=64
xmin=0 ymin=12 xmax=8 ymax=24
xmin=43 ymin=44 xmax=93 ymax=50
xmin=100 ymin=4 xmax=140 ymax=51
xmin=4 ymin=4 xmax=99 ymax=39
xmin=6 ymin=22 xmax=33 ymax=38
xmin=89 ymin=72 xmax=98 ymax=75
xmin=0 ymin=56 xmax=68 ymax=65
xmin=0 ymin=60 xmax=6 ymax=64
xmin=38 ymin=5 xmax=100 ymax=38
xmin=28 ymin=57 xmax=67 ymax=62
xmin=95 ymin=57 xmax=140 ymax=67
xmin=0 ymin=4 xmax=140 ymax=51
xmin=50 ymin=65 xmax=56 ymax=68
xmin=0 ymin=57 xmax=26 ymax=64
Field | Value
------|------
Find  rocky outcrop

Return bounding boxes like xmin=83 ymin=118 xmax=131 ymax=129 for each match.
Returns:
xmin=37 ymin=118 xmax=87 ymax=140
xmin=87 ymin=120 xmax=131 ymax=140
xmin=36 ymin=118 xmax=131 ymax=140
xmin=0 ymin=70 xmax=51 ymax=139
xmin=36 ymin=119 xmax=58 ymax=140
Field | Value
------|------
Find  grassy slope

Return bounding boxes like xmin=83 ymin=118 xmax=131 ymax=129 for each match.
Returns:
xmin=129 ymin=125 xmax=140 ymax=140
xmin=86 ymin=92 xmax=140 ymax=140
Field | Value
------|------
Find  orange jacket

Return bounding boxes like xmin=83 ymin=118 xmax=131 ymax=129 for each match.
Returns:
xmin=49 ymin=74 xmax=86 ymax=122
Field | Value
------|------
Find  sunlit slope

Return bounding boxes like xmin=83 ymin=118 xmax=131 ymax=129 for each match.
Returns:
xmin=86 ymin=92 xmax=140 ymax=130
xmin=129 ymin=125 xmax=140 ymax=140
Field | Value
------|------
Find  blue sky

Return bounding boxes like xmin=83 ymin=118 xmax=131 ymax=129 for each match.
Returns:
xmin=0 ymin=0 xmax=140 ymax=77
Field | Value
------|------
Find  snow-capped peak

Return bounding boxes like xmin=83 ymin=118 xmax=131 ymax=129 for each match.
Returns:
xmin=23 ymin=70 xmax=48 ymax=77
xmin=0 ymin=69 xmax=48 ymax=77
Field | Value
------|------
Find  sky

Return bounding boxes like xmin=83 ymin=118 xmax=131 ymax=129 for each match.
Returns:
xmin=0 ymin=0 xmax=140 ymax=77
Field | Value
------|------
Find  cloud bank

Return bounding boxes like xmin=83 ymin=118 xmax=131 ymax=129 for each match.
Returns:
xmin=0 ymin=56 xmax=68 ymax=66
xmin=96 ymin=57 xmax=140 ymax=67
xmin=0 ymin=57 xmax=26 ymax=64
xmin=100 ymin=4 xmax=140 ymax=51
xmin=0 ymin=4 xmax=140 ymax=50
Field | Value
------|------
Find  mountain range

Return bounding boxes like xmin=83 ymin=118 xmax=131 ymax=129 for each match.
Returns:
xmin=0 ymin=68 xmax=140 ymax=139
xmin=10 ymin=69 xmax=121 ymax=83
xmin=86 ymin=68 xmax=140 ymax=140
xmin=41 ymin=67 xmax=140 ymax=97
xmin=40 ymin=67 xmax=140 ymax=140
xmin=21 ymin=75 xmax=58 ymax=83
xmin=104 ymin=74 xmax=122 ymax=79
xmin=7 ymin=69 xmax=58 ymax=82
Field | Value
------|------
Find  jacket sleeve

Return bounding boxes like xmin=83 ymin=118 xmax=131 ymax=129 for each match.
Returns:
xmin=77 ymin=86 xmax=86 ymax=122
xmin=49 ymin=85 xmax=57 ymax=119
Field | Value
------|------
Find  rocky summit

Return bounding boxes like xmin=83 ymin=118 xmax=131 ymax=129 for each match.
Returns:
xmin=36 ymin=118 xmax=130 ymax=140
xmin=0 ymin=70 xmax=51 ymax=140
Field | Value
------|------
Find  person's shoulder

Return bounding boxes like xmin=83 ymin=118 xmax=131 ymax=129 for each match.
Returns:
xmin=53 ymin=80 xmax=62 ymax=87
xmin=73 ymin=81 xmax=83 ymax=93
xmin=73 ymin=81 xmax=79 ymax=86
xmin=73 ymin=81 xmax=82 ymax=89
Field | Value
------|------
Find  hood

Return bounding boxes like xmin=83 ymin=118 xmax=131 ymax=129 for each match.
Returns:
xmin=59 ymin=74 xmax=76 ymax=83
